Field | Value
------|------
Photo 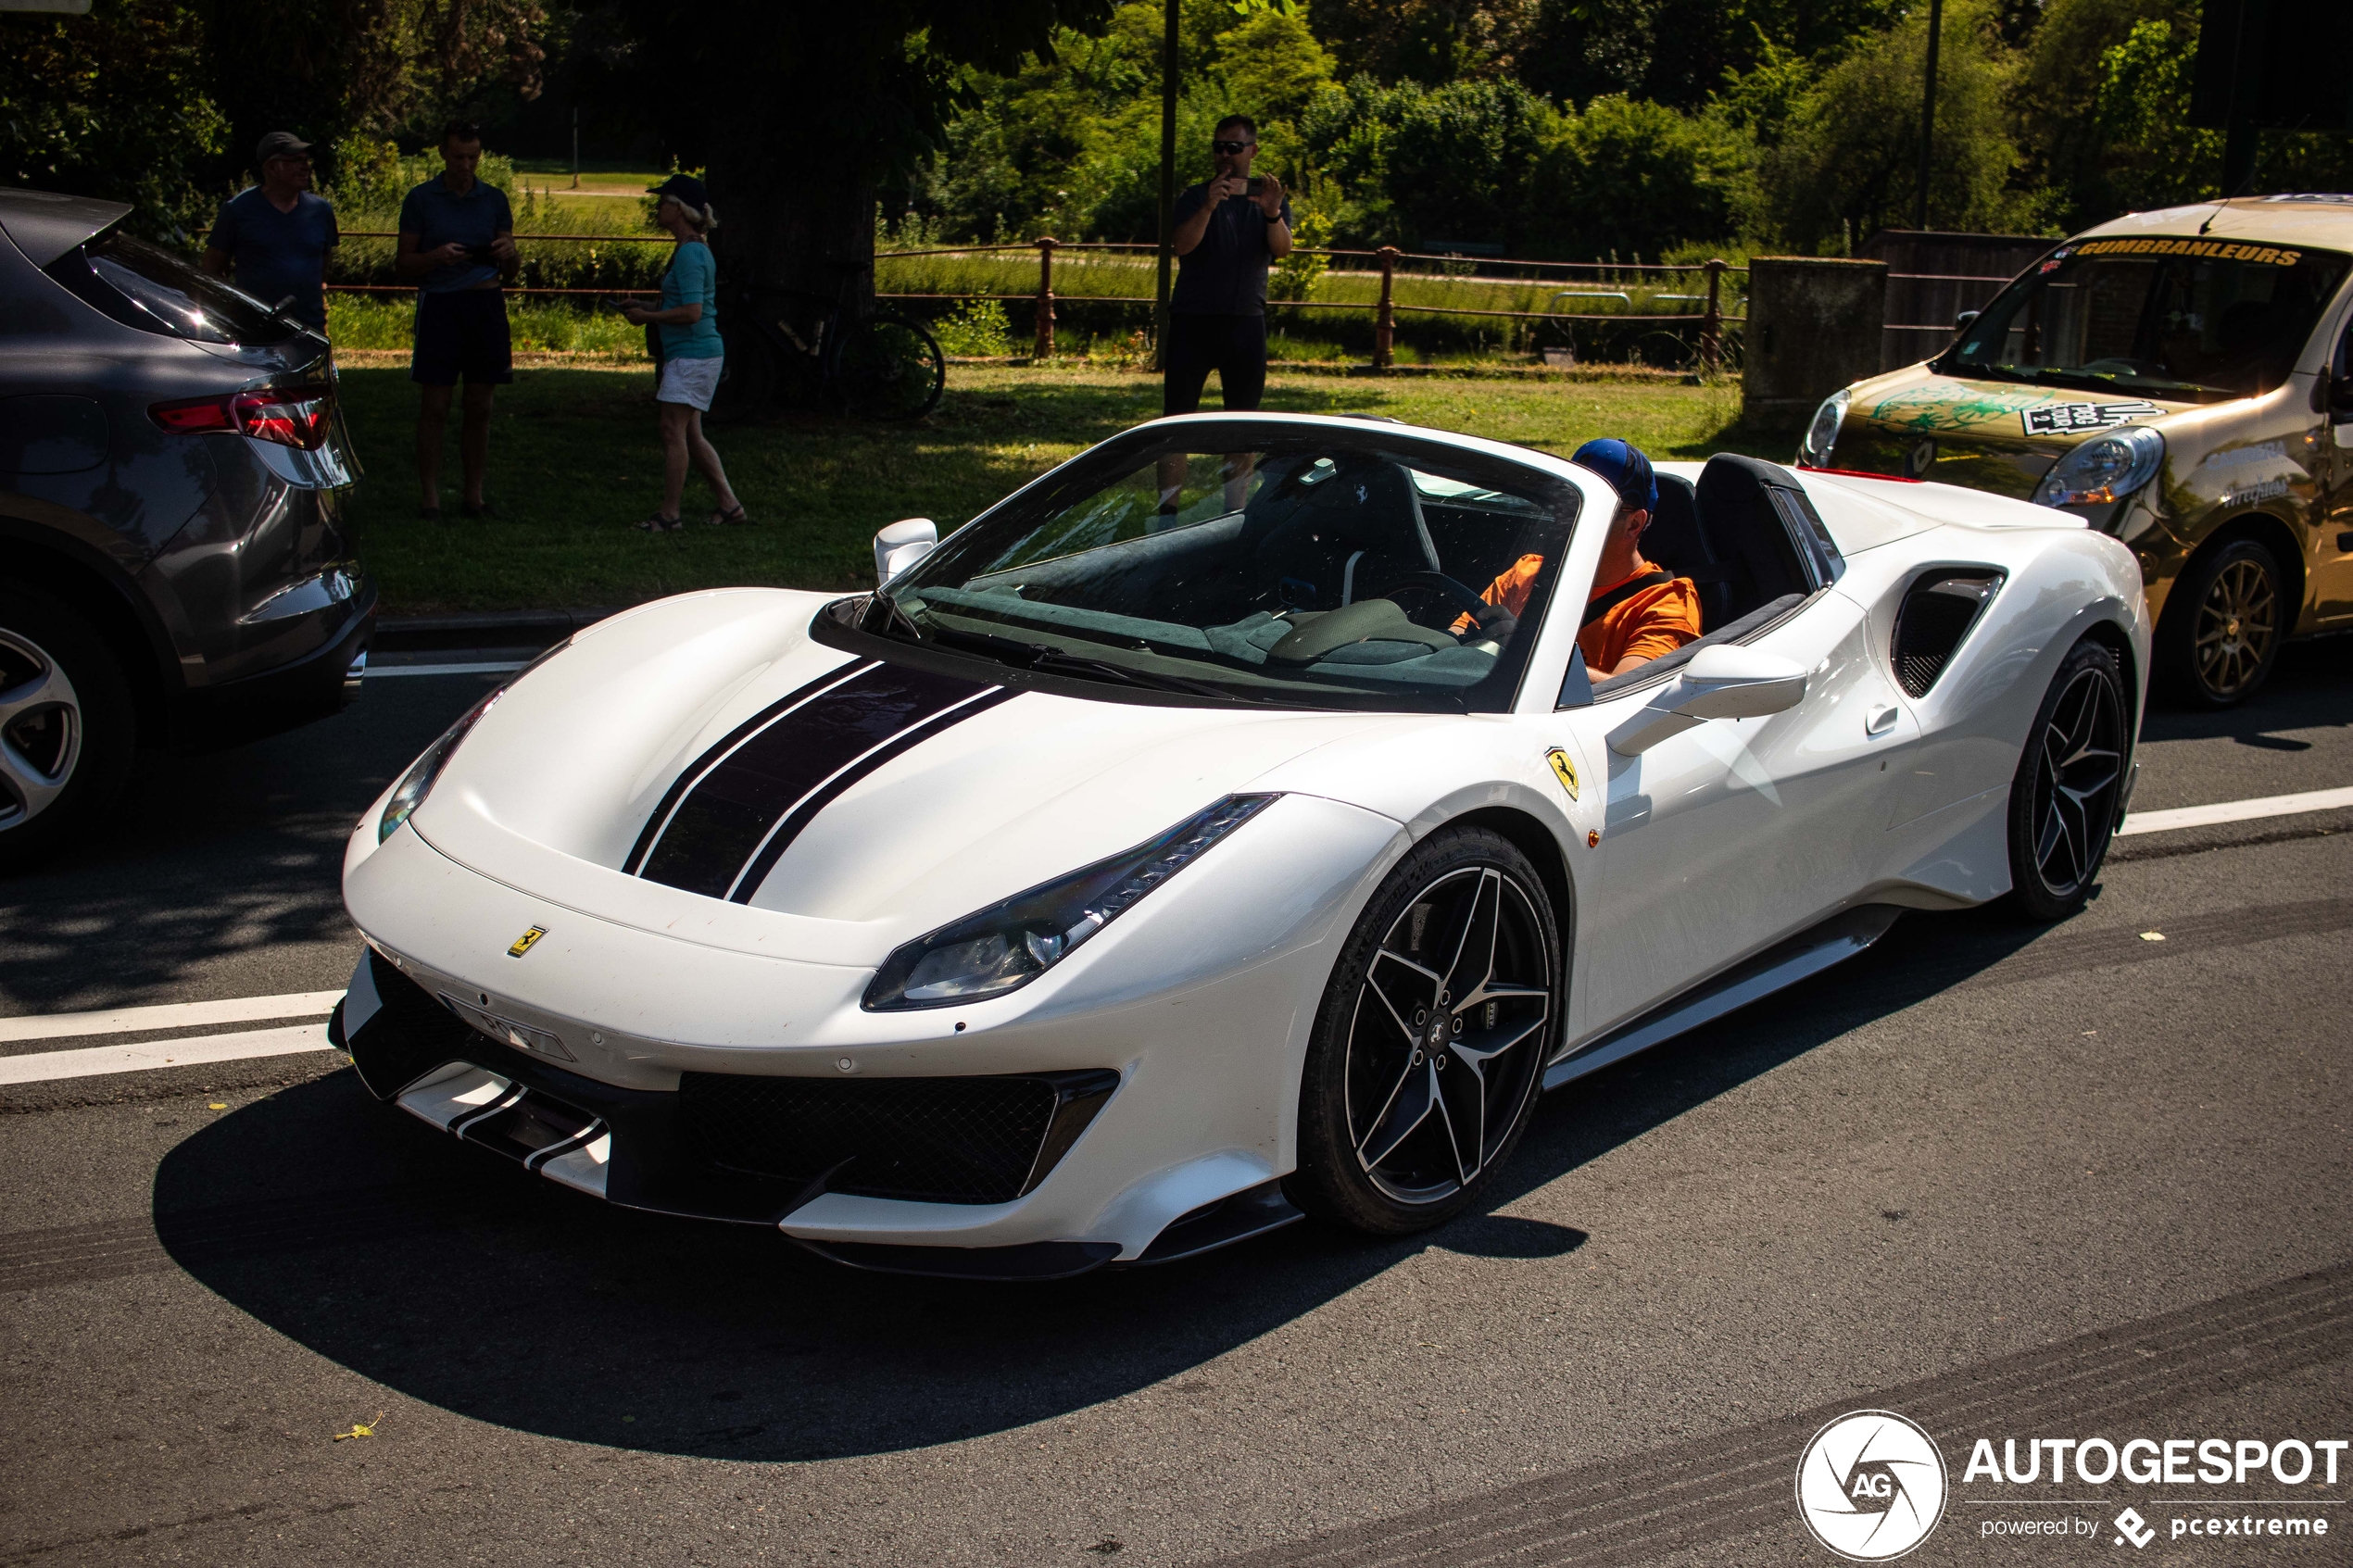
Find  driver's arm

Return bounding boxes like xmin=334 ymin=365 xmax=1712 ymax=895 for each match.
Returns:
xmin=1451 ymin=554 xmax=1543 ymax=634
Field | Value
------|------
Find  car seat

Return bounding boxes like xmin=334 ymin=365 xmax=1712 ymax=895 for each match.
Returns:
xmin=1691 ymin=455 xmax=1838 ymax=622
xmin=1243 ymin=454 xmax=1442 ymax=611
xmin=1636 ymin=472 xmax=1733 ymax=633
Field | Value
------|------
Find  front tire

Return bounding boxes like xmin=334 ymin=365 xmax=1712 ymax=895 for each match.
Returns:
xmin=1286 ymin=826 xmax=1560 ymax=1236
xmin=0 ymin=590 xmax=136 ymax=873
xmin=2159 ymin=537 xmax=2284 ymax=708
xmin=2005 ymin=637 xmax=2128 ymax=922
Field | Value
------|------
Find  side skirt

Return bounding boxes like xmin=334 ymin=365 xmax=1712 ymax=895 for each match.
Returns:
xmin=1541 ymin=904 xmax=1902 ymax=1092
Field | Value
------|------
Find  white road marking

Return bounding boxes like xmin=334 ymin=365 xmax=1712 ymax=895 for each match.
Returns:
xmin=2120 ymin=785 xmax=2353 ymax=837
xmin=0 ymin=783 xmax=2340 ymax=1085
xmin=0 ymin=990 xmax=345 ymax=1045
xmin=0 ymin=1024 xmax=336 ymax=1085
xmin=363 ymin=660 xmax=527 ymax=679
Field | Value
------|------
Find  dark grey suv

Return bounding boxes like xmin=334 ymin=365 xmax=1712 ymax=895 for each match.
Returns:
xmin=1 ymin=188 xmax=373 ymax=869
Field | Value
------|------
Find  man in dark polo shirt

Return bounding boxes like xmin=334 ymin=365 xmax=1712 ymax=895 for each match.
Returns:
xmin=1165 ymin=114 xmax=1291 ymax=417
xmin=396 ymin=120 xmax=518 ymax=520
xmin=201 ymin=132 xmax=338 ymax=331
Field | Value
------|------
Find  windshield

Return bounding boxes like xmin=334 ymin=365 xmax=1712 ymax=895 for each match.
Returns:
xmin=861 ymin=421 xmax=1581 ymax=713
xmin=1943 ymin=240 xmax=2349 ymax=401
xmin=51 ymin=231 xmax=297 ymax=345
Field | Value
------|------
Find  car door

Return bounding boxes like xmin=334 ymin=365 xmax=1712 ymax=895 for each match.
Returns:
xmin=2313 ymin=316 xmax=2353 ymax=624
xmin=1554 ymin=588 xmax=1921 ymax=1039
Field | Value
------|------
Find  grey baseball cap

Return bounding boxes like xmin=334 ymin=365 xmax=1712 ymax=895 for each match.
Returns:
xmin=256 ymin=132 xmax=313 ymax=166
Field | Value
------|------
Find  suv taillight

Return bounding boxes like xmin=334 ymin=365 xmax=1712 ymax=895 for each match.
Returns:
xmin=150 ymin=386 xmax=332 ymax=450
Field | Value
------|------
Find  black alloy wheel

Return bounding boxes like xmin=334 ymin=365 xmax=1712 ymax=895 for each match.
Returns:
xmin=0 ymin=588 xmax=136 ymax=873
xmin=2005 ymin=637 xmax=2128 ymax=921
xmin=1288 ymin=826 xmax=1558 ymax=1234
xmin=2164 ymin=538 xmax=2284 ymax=708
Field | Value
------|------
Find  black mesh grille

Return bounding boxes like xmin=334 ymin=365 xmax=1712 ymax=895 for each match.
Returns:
xmin=1894 ymin=572 xmax=2000 ymax=697
xmin=677 ymin=1073 xmax=1063 ymax=1205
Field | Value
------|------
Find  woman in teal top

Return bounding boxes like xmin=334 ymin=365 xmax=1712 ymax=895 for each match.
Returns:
xmin=624 ymin=174 xmax=746 ymax=531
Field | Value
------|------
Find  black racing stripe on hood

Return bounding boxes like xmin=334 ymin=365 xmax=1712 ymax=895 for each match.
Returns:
xmin=621 ymin=660 xmax=878 ymax=877
xmin=637 ymin=662 xmax=997 ymax=899
xmin=727 ymin=686 xmax=1020 ymax=905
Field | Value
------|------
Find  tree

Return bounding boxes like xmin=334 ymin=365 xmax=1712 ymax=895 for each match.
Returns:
xmin=1528 ymin=94 xmax=1755 ymax=259
xmin=627 ymin=1 xmax=1115 ymax=325
xmin=0 ymin=0 xmax=227 ymax=237
xmin=1759 ymin=0 xmax=2053 ymax=250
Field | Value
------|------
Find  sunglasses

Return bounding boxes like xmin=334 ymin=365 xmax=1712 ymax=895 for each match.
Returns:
xmin=1211 ymin=140 xmax=1254 ymax=156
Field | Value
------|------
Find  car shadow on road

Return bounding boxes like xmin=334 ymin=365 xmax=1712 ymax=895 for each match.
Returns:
xmin=151 ymin=897 xmax=2057 ymax=1464
xmin=2137 ymin=639 xmax=2350 ymax=748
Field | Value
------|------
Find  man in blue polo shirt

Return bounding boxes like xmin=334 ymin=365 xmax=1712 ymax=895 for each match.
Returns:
xmin=396 ymin=120 xmax=518 ymax=520
xmin=201 ymin=132 xmax=338 ymax=331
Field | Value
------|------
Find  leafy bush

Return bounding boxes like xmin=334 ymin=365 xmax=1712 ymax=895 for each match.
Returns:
xmin=932 ymin=299 xmax=1016 ymax=357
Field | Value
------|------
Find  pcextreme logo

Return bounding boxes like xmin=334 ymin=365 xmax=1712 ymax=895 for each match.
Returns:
xmin=1797 ymin=1410 xmax=1949 ymax=1561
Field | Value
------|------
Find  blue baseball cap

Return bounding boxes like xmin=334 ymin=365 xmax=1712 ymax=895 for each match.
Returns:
xmin=1572 ymin=438 xmax=1658 ymax=514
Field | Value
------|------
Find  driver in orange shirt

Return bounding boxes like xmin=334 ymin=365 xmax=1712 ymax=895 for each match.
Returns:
xmin=1455 ymin=439 xmax=1700 ymax=677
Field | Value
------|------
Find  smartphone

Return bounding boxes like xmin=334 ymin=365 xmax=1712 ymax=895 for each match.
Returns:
xmin=1246 ymin=176 xmax=1265 ymax=194
xmin=465 ymin=243 xmax=499 ymax=264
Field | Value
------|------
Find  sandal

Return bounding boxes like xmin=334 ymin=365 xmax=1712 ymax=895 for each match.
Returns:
xmin=634 ymin=513 xmax=684 ymax=533
xmin=708 ymin=504 xmax=752 ymax=527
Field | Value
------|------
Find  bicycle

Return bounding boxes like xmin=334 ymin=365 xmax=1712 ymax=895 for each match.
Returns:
xmin=708 ymin=273 xmax=945 ymax=423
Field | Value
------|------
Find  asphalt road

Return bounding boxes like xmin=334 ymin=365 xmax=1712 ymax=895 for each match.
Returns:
xmin=2 ymin=640 xmax=2349 ymax=1567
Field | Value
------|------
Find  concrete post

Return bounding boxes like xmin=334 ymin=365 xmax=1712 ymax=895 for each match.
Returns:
xmin=1742 ymin=257 xmax=1887 ymax=430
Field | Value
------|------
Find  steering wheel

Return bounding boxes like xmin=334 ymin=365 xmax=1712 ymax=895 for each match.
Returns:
xmin=1371 ymin=571 xmax=1513 ymax=636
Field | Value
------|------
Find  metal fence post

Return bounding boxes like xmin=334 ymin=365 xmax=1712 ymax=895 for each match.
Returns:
xmin=1374 ymin=246 xmax=1400 ymax=370
xmin=1701 ymin=258 xmax=1725 ymax=374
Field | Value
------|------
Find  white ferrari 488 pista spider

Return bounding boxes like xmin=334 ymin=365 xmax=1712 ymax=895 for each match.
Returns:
xmin=334 ymin=413 xmax=2146 ymax=1278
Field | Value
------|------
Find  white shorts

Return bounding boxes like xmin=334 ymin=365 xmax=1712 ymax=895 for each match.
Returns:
xmin=657 ymin=355 xmax=724 ymax=410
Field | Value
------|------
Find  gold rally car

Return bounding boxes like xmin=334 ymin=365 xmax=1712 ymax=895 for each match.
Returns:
xmin=1799 ymin=194 xmax=2353 ymax=706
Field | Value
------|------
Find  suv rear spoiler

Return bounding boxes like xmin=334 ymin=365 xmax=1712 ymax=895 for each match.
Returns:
xmin=0 ymin=189 xmax=132 ymax=269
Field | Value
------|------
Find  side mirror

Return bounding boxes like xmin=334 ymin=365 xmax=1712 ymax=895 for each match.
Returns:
xmin=1954 ymin=308 xmax=1980 ymax=332
xmin=874 ymin=517 xmax=937 ymax=586
xmin=1607 ymin=646 xmax=1809 ymax=756
xmin=2330 ymin=374 xmax=2353 ymax=418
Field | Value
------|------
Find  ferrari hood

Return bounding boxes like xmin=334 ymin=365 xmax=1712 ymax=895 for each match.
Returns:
xmin=1830 ymin=366 xmax=2196 ymax=499
xmin=409 ymin=589 xmax=1400 ymax=949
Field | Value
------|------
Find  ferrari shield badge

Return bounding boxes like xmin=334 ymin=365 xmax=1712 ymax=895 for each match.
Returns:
xmin=507 ymin=924 xmax=547 ymax=959
xmin=1544 ymin=747 xmax=1579 ymax=801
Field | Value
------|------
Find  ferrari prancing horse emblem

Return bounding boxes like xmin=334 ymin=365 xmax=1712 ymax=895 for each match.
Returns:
xmin=507 ymin=925 xmax=547 ymax=959
xmin=1544 ymin=746 xmax=1579 ymax=801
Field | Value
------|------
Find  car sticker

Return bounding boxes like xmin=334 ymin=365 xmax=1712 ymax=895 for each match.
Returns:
xmin=2070 ymin=237 xmax=2305 ymax=266
xmin=2020 ymin=400 xmax=2163 ymax=437
xmin=507 ymin=924 xmax=547 ymax=958
xmin=1865 ymin=383 xmax=2051 ymax=433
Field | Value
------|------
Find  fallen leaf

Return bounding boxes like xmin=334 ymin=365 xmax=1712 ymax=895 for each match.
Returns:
xmin=333 ymin=1411 xmax=384 ymax=1441
xmin=208 ymin=1102 xmax=228 ymax=1110
xmin=2138 ymin=931 xmax=2165 ymax=942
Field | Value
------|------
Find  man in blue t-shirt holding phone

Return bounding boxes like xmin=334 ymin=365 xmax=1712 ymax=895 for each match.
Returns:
xmin=396 ymin=120 xmax=518 ymax=520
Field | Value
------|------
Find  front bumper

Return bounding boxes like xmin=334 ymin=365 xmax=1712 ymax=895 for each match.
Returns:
xmin=336 ymin=794 xmax=1401 ymax=1273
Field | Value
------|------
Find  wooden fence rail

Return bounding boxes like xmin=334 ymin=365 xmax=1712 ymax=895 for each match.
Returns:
xmin=327 ymin=232 xmax=1748 ymax=370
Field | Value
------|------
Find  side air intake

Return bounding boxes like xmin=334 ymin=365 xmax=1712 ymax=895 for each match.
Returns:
xmin=1893 ymin=571 xmax=2003 ymax=697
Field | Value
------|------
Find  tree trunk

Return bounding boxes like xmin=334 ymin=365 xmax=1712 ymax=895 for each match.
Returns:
xmin=707 ymin=155 xmax=876 ymax=325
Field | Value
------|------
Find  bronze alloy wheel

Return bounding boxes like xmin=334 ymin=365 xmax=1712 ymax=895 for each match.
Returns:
xmin=2192 ymin=550 xmax=2279 ymax=702
xmin=1343 ymin=862 xmax=1552 ymax=1206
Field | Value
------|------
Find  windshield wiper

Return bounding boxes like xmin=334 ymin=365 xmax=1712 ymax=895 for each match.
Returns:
xmin=926 ymin=624 xmax=1237 ymax=699
xmin=870 ymin=592 xmax=926 ymax=644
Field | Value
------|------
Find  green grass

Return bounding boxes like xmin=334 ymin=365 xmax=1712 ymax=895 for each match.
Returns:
xmin=329 ymin=295 xmax=647 ymax=356
xmin=337 ymin=361 xmax=1775 ymax=614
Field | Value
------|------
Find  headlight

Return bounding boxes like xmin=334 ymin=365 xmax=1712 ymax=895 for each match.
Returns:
xmin=863 ymin=794 xmax=1278 ymax=1010
xmin=373 ymin=637 xmax=574 ymax=843
xmin=377 ymin=689 xmax=500 ymax=842
xmin=2033 ymin=425 xmax=2165 ymax=507
xmin=1799 ymin=389 xmax=1848 ymax=469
